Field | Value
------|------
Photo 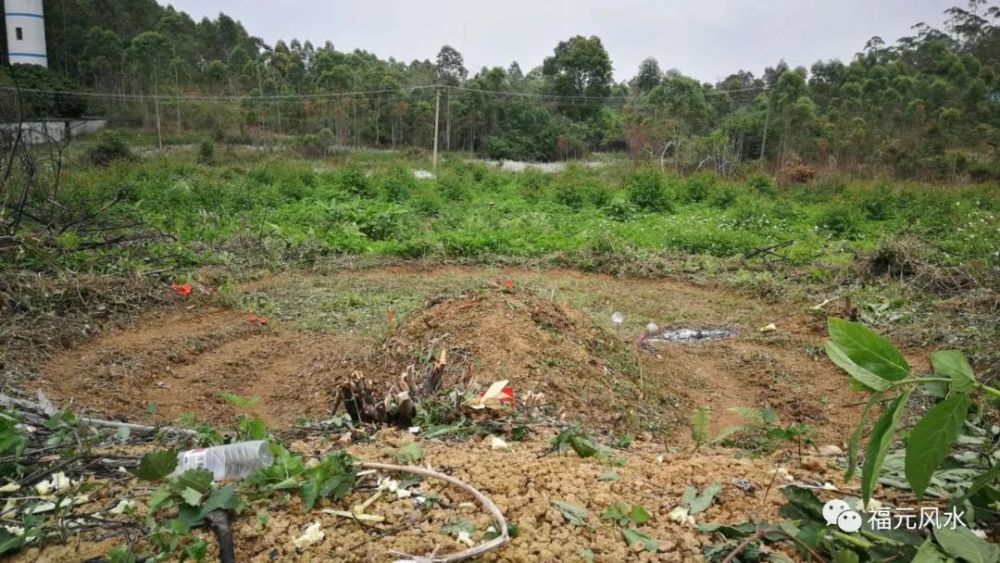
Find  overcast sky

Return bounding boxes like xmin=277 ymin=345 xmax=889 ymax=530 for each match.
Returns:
xmin=160 ymin=0 xmax=955 ymax=83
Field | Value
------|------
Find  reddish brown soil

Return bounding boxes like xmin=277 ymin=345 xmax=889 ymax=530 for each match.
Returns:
xmin=36 ymin=265 xmax=869 ymax=441
xmin=40 ymin=308 xmax=362 ymax=426
xmin=366 ymin=288 xmax=656 ymax=428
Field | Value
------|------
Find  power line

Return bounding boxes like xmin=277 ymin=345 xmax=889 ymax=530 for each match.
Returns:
xmin=0 ymin=82 xmax=766 ymax=104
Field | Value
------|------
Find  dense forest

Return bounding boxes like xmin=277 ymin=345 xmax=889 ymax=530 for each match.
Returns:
xmin=1 ymin=0 xmax=999 ymax=179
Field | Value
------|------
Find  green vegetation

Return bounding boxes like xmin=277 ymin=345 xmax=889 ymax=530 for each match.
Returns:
xmin=1 ymin=2 xmax=998 ymax=178
xmin=4 ymin=147 xmax=997 ymax=279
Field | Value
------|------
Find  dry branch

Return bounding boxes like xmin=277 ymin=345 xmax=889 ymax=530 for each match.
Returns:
xmin=359 ymin=462 xmax=510 ymax=563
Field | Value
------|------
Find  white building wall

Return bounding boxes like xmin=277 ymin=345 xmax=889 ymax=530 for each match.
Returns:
xmin=5 ymin=0 xmax=48 ymax=67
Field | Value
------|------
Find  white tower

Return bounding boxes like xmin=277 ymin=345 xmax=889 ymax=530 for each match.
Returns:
xmin=5 ymin=0 xmax=47 ymax=67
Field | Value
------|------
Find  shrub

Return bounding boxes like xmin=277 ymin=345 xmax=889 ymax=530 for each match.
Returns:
xmin=748 ymin=174 xmax=776 ymax=196
xmin=85 ymin=131 xmax=135 ymax=166
xmin=338 ymin=164 xmax=371 ymax=197
xmin=197 ymin=140 xmax=216 ymax=165
xmin=436 ymin=169 xmax=470 ymax=201
xmin=683 ymin=173 xmax=717 ymax=203
xmin=380 ymin=166 xmax=415 ymax=202
xmin=815 ymin=205 xmax=863 ymax=239
xmin=626 ymin=168 xmax=671 ymax=212
xmin=553 ymin=183 xmax=585 ymax=210
xmin=604 ymin=198 xmax=637 ymax=221
xmin=708 ymin=185 xmax=740 ymax=209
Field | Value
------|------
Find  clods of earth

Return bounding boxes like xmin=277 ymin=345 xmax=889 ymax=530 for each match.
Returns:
xmin=17 ymin=265 xmax=913 ymax=560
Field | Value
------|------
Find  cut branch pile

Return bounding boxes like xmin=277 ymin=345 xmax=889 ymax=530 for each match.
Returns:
xmin=336 ymin=349 xmax=457 ymax=426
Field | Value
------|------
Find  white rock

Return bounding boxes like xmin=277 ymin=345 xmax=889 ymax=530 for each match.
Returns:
xmin=293 ymin=521 xmax=325 ymax=549
xmin=611 ymin=312 xmax=625 ymax=325
xmin=490 ymin=436 xmax=509 ymax=450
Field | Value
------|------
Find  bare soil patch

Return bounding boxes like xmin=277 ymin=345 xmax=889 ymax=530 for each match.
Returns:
xmin=35 ymin=265 xmax=867 ymax=442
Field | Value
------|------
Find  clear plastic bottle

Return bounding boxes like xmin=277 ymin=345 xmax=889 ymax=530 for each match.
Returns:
xmin=175 ymin=440 xmax=274 ymax=481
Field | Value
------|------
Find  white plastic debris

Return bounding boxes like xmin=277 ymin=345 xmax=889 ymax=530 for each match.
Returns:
xmin=490 ymin=436 xmax=509 ymax=450
xmin=467 ymin=379 xmax=511 ymax=410
xmin=413 ymin=169 xmax=436 ymax=180
xmin=611 ymin=312 xmax=625 ymax=325
xmin=293 ymin=521 xmax=325 ymax=549
xmin=669 ymin=506 xmax=695 ymax=526
xmin=110 ymin=499 xmax=137 ymax=515
xmin=456 ymin=530 xmax=475 ymax=547
xmin=407 ymin=426 xmax=421 ymax=434
xmin=378 ymin=477 xmax=413 ymax=499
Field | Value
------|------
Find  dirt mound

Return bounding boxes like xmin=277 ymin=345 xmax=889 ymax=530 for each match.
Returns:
xmin=362 ymin=288 xmax=659 ymax=428
xmin=38 ymin=308 xmax=359 ymax=426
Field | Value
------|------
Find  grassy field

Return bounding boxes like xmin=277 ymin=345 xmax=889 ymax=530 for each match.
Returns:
xmin=2 ymin=136 xmax=999 ymax=561
xmin=26 ymin=139 xmax=999 ymax=275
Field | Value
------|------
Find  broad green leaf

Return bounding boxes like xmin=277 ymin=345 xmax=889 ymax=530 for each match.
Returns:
xmin=825 ymin=340 xmax=891 ymax=391
xmin=934 ymin=526 xmax=1000 ymax=563
xmin=955 ymin=463 xmax=1000 ymax=504
xmin=930 ymin=350 xmax=976 ymax=395
xmin=621 ymin=528 xmax=659 ymax=552
xmin=180 ymin=487 xmax=203 ymax=506
xmin=570 ymin=435 xmax=598 ymax=458
xmin=779 ymin=486 xmax=825 ymax=521
xmin=911 ymin=539 xmax=949 ymax=563
xmin=861 ymin=391 xmax=910 ymax=505
xmin=597 ymin=471 xmax=620 ymax=482
xmin=391 ymin=442 xmax=423 ymax=465
xmin=551 ymin=500 xmax=590 ymax=527
xmin=827 ymin=318 xmax=909 ymax=383
xmin=175 ymin=469 xmax=213 ymax=494
xmin=132 ymin=450 xmax=178 ymax=482
xmin=147 ymin=487 xmax=173 ymax=511
xmin=687 ymin=481 xmax=722 ymax=515
xmin=905 ymin=395 xmax=970 ymax=498
xmin=845 ymin=393 xmax=882 ymax=482
xmin=833 ymin=550 xmax=861 ymax=563
xmin=629 ymin=504 xmax=651 ymax=525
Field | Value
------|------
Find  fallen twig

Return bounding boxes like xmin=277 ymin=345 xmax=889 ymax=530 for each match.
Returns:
xmin=358 ymin=462 xmax=510 ymax=563
xmin=0 ymin=394 xmax=197 ymax=437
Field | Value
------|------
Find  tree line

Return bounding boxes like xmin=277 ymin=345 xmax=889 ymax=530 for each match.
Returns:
xmin=1 ymin=0 xmax=998 ymax=180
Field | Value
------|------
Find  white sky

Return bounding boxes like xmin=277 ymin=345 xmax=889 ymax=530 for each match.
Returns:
xmin=160 ymin=0 xmax=956 ymax=83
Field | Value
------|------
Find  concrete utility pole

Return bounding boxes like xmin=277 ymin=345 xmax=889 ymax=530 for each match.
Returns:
xmin=433 ymin=87 xmax=441 ymax=171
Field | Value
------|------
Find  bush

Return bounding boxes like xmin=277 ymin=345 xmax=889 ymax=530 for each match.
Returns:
xmin=85 ymin=132 xmax=135 ymax=166
xmin=436 ymin=169 xmax=470 ymax=201
xmin=338 ymin=164 xmax=371 ymax=197
xmin=683 ymin=173 xmax=717 ymax=203
xmin=708 ymin=185 xmax=740 ymax=209
xmin=626 ymin=168 xmax=672 ymax=212
xmin=553 ymin=183 xmax=585 ymax=210
xmin=748 ymin=174 xmax=776 ymax=196
xmin=815 ymin=205 xmax=863 ymax=239
xmin=380 ymin=166 xmax=415 ymax=202
xmin=604 ymin=198 xmax=637 ymax=221
xmin=197 ymin=140 xmax=216 ymax=165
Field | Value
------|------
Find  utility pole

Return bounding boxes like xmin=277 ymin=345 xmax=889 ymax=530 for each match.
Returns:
xmin=432 ymin=87 xmax=441 ymax=171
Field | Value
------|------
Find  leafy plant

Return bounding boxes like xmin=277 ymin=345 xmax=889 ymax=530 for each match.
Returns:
xmin=601 ymin=502 xmax=650 ymax=526
xmin=681 ymin=482 xmax=722 ymax=515
xmin=551 ymin=423 xmax=598 ymax=458
xmin=825 ymin=318 xmax=999 ymax=506
xmin=551 ymin=500 xmax=591 ymax=528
